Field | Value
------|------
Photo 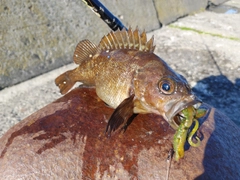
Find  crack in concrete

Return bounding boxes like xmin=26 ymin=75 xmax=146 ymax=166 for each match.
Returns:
xmin=151 ymin=0 xmax=163 ymax=28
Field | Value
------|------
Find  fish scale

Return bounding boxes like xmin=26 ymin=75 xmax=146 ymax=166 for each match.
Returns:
xmin=95 ymin=55 xmax=133 ymax=108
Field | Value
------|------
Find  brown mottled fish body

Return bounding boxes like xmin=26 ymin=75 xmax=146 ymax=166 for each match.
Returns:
xmin=55 ymin=28 xmax=200 ymax=134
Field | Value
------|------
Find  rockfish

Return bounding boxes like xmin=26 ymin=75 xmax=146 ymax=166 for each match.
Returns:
xmin=55 ymin=28 xmax=201 ymax=135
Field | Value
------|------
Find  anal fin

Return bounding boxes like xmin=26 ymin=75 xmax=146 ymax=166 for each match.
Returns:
xmin=106 ymin=94 xmax=135 ymax=136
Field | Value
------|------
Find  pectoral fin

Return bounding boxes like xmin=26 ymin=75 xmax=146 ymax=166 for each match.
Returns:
xmin=106 ymin=94 xmax=135 ymax=136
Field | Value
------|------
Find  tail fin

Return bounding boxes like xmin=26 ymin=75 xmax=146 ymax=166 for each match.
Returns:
xmin=55 ymin=70 xmax=76 ymax=94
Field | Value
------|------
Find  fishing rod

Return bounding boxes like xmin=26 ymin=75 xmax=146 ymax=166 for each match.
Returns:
xmin=82 ymin=0 xmax=127 ymax=31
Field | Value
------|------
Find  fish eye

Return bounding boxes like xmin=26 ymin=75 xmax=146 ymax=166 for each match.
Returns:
xmin=158 ymin=77 xmax=175 ymax=95
xmin=162 ymin=83 xmax=170 ymax=91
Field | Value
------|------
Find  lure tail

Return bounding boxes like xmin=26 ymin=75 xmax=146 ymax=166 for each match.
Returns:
xmin=55 ymin=69 xmax=77 ymax=94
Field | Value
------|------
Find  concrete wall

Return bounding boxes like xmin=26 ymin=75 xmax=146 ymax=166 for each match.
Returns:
xmin=153 ymin=0 xmax=208 ymax=24
xmin=0 ymin=0 xmax=227 ymax=89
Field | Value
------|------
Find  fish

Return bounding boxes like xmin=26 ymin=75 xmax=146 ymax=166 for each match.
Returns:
xmin=55 ymin=28 xmax=201 ymax=139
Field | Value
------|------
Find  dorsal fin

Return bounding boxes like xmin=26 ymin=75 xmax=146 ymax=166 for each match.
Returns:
xmin=98 ymin=28 xmax=155 ymax=53
xmin=73 ymin=40 xmax=98 ymax=65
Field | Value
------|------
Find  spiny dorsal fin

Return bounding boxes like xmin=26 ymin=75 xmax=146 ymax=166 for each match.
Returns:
xmin=73 ymin=40 xmax=98 ymax=65
xmin=98 ymin=28 xmax=155 ymax=53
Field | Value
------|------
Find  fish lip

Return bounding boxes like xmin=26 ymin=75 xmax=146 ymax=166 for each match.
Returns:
xmin=166 ymin=96 xmax=202 ymax=130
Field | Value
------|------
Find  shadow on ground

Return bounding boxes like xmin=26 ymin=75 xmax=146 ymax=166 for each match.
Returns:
xmin=192 ymin=75 xmax=240 ymax=126
xmin=193 ymin=75 xmax=240 ymax=179
xmin=195 ymin=107 xmax=240 ymax=179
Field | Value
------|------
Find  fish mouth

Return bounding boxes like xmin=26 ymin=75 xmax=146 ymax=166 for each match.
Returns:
xmin=165 ymin=96 xmax=202 ymax=130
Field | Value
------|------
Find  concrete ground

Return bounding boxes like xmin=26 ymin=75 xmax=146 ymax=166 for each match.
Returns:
xmin=0 ymin=0 xmax=240 ymax=137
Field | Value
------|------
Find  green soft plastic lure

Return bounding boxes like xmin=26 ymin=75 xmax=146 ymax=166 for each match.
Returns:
xmin=173 ymin=106 xmax=206 ymax=161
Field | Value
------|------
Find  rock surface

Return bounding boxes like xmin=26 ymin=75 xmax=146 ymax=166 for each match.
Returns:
xmin=0 ymin=88 xmax=240 ymax=179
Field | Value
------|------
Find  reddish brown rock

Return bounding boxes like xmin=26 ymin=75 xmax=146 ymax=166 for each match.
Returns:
xmin=0 ymin=87 xmax=239 ymax=179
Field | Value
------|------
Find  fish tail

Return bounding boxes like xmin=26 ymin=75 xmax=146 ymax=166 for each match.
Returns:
xmin=55 ymin=68 xmax=78 ymax=94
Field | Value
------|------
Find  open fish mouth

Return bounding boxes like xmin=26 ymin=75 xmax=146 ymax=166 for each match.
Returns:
xmin=165 ymin=96 xmax=202 ymax=130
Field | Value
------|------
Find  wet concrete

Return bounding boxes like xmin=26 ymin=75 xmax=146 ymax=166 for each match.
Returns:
xmin=208 ymin=3 xmax=239 ymax=14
